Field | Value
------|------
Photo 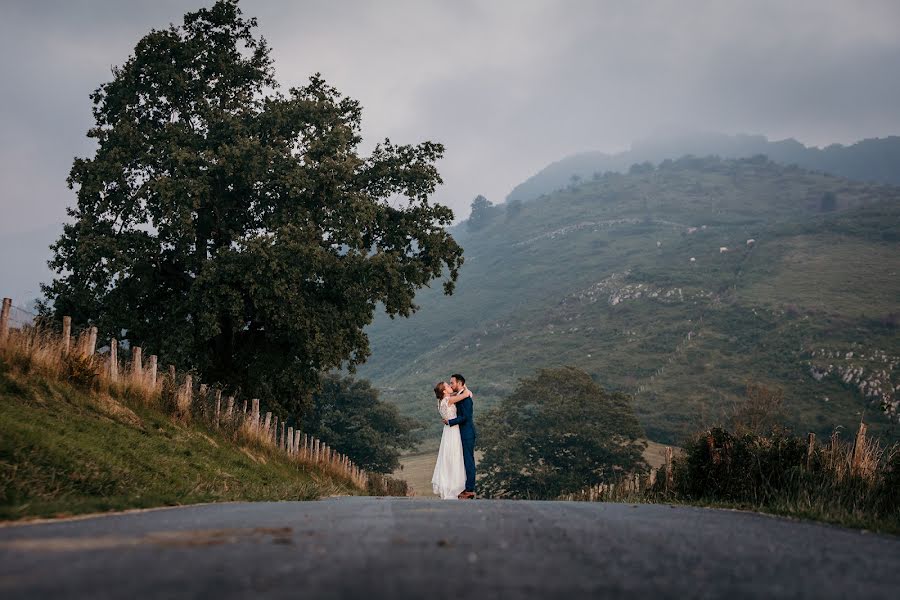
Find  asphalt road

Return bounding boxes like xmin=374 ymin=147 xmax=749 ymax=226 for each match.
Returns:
xmin=1 ymin=497 xmax=898 ymax=599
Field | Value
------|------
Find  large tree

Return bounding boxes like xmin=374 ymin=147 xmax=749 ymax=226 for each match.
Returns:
xmin=42 ymin=0 xmax=463 ymax=416
xmin=304 ymin=375 xmax=419 ymax=473
xmin=478 ymin=367 xmax=647 ymax=499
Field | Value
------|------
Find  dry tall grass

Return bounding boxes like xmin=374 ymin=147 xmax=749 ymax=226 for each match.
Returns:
xmin=566 ymin=425 xmax=900 ymax=533
xmin=0 ymin=320 xmax=369 ymax=490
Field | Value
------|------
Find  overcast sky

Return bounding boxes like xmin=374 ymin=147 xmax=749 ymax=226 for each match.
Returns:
xmin=1 ymin=0 xmax=900 ymax=299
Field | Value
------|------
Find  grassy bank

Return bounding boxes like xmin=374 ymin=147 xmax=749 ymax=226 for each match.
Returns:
xmin=0 ymin=362 xmax=361 ymax=520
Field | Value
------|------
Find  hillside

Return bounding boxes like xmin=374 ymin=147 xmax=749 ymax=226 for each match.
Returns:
xmin=359 ymin=155 xmax=900 ymax=444
xmin=0 ymin=356 xmax=362 ymax=521
xmin=507 ymin=132 xmax=900 ymax=204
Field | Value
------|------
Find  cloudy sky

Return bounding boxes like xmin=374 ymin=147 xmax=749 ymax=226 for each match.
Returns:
xmin=1 ymin=0 xmax=900 ymax=301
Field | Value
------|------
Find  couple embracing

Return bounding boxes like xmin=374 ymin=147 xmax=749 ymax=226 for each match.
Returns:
xmin=431 ymin=374 xmax=477 ymax=499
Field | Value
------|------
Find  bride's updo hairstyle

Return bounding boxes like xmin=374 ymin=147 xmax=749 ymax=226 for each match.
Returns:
xmin=434 ymin=382 xmax=446 ymax=399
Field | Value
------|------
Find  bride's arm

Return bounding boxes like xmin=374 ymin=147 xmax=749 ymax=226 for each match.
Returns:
xmin=446 ymin=388 xmax=472 ymax=405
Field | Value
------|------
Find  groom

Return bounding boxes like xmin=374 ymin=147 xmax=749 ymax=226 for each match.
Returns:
xmin=443 ymin=373 xmax=477 ymax=499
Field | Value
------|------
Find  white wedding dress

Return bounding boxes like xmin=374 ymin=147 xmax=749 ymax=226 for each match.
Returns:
xmin=431 ymin=396 xmax=467 ymax=499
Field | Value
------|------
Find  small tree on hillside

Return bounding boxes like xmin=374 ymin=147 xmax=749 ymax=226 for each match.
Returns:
xmin=466 ymin=195 xmax=497 ymax=231
xmin=303 ymin=375 xmax=419 ymax=473
xmin=478 ymin=366 xmax=647 ymax=499
xmin=729 ymin=382 xmax=784 ymax=435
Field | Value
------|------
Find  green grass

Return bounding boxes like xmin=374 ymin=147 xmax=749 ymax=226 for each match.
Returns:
xmin=0 ymin=360 xmax=360 ymax=521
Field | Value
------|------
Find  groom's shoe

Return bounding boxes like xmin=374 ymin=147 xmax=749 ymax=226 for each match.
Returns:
xmin=459 ymin=491 xmax=476 ymax=500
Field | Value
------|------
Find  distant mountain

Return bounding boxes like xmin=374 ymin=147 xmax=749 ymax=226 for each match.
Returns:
xmin=507 ymin=133 xmax=900 ymax=204
xmin=360 ymin=156 xmax=900 ymax=444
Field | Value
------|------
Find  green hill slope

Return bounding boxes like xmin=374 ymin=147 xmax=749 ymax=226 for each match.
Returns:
xmin=359 ymin=156 xmax=900 ymax=444
xmin=0 ymin=362 xmax=361 ymax=520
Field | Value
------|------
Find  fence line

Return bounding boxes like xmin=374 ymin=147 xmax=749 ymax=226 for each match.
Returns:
xmin=0 ymin=296 xmax=369 ymax=490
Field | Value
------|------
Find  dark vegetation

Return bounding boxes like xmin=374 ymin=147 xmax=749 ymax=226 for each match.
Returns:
xmin=478 ymin=367 xmax=647 ymax=499
xmin=305 ymin=375 xmax=418 ymax=474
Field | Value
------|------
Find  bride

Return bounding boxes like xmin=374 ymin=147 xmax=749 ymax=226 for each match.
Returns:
xmin=431 ymin=381 xmax=470 ymax=499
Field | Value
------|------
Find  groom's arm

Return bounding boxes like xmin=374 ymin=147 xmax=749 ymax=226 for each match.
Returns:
xmin=447 ymin=396 xmax=471 ymax=427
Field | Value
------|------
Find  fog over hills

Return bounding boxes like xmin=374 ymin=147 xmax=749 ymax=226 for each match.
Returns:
xmin=507 ymin=133 xmax=900 ymax=204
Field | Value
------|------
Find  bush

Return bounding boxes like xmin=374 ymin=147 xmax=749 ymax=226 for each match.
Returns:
xmin=675 ymin=427 xmax=805 ymax=503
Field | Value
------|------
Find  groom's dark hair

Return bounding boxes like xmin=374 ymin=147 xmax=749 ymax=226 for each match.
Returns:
xmin=451 ymin=373 xmax=465 ymax=385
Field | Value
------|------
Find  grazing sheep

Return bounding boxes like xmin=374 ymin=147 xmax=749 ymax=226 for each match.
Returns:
xmin=719 ymin=247 xmax=728 ymax=253
xmin=690 ymin=257 xmax=696 ymax=263
xmin=746 ymin=238 xmax=756 ymax=246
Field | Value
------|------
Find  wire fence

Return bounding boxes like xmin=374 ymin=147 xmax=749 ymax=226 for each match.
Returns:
xmin=8 ymin=303 xmax=37 ymax=329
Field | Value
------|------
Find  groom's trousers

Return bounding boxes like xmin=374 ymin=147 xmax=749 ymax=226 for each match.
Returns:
xmin=461 ymin=437 xmax=476 ymax=492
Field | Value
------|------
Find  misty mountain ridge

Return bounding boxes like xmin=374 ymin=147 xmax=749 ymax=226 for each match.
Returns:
xmin=359 ymin=154 xmax=900 ymax=444
xmin=506 ymin=132 xmax=900 ymax=205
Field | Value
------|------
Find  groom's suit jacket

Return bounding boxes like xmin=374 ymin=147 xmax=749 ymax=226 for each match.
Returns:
xmin=448 ymin=393 xmax=477 ymax=440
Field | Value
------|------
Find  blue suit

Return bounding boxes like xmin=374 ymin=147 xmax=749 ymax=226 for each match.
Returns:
xmin=447 ymin=393 xmax=477 ymax=493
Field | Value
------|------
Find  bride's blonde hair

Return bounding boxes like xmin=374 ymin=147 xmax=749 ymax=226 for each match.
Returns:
xmin=433 ymin=381 xmax=447 ymax=399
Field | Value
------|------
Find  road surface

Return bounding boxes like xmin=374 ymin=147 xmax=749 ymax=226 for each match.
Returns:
xmin=1 ymin=497 xmax=898 ymax=599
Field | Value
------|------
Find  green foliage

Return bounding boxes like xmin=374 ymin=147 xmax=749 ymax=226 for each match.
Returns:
xmin=41 ymin=0 xmax=463 ymax=418
xmin=478 ymin=367 xmax=647 ymax=499
xmin=303 ymin=375 xmax=419 ymax=473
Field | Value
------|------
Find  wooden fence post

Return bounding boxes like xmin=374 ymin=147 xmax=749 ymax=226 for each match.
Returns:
xmin=851 ymin=422 xmax=868 ymax=475
xmin=226 ymin=396 xmax=235 ymax=420
xmin=0 ymin=298 xmax=11 ymax=344
xmin=178 ymin=374 xmax=192 ymax=414
xmin=806 ymin=432 xmax=816 ymax=470
xmin=664 ymin=446 xmax=674 ymax=491
xmin=109 ymin=339 xmax=118 ymax=382
xmin=62 ymin=316 xmax=72 ymax=354
xmin=86 ymin=326 xmax=98 ymax=357
xmin=293 ymin=430 xmax=301 ymax=455
xmin=263 ymin=412 xmax=272 ymax=437
xmin=287 ymin=427 xmax=295 ymax=454
xmin=251 ymin=399 xmax=260 ymax=431
xmin=131 ymin=346 xmax=142 ymax=384
xmin=148 ymin=355 xmax=157 ymax=389
xmin=214 ymin=390 xmax=222 ymax=428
